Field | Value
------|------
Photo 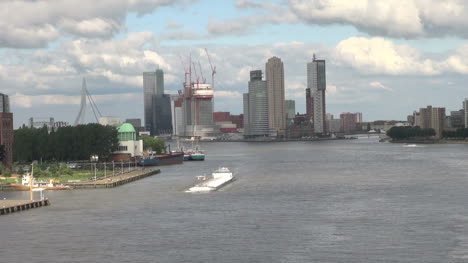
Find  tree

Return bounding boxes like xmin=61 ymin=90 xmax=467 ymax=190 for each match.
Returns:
xmin=142 ymin=136 xmax=166 ymax=153
xmin=13 ymin=124 xmax=120 ymax=162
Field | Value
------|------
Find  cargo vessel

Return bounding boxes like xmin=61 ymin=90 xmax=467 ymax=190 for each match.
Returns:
xmin=185 ymin=167 xmax=234 ymax=192
xmin=139 ymin=152 xmax=184 ymax=166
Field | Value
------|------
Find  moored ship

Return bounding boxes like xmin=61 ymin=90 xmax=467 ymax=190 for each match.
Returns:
xmin=139 ymin=152 xmax=184 ymax=166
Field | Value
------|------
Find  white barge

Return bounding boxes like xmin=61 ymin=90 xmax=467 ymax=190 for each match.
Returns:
xmin=186 ymin=167 xmax=234 ymax=193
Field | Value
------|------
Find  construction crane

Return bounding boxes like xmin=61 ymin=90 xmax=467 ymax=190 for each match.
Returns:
xmin=178 ymin=54 xmax=190 ymax=84
xmin=192 ymin=62 xmax=200 ymax=85
xmin=204 ymin=48 xmax=216 ymax=90
xmin=198 ymin=61 xmax=206 ymax=83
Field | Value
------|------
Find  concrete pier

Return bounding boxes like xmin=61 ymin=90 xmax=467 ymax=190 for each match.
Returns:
xmin=64 ymin=169 xmax=160 ymax=189
xmin=0 ymin=199 xmax=50 ymax=216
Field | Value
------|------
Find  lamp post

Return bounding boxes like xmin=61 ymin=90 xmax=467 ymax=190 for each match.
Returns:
xmin=112 ymin=161 xmax=115 ymax=176
xmin=104 ymin=162 xmax=106 ymax=178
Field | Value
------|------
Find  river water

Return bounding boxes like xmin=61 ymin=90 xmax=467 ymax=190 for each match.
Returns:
xmin=1 ymin=137 xmax=468 ymax=263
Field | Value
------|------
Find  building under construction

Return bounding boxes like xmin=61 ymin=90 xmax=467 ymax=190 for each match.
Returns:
xmin=173 ymin=50 xmax=218 ymax=138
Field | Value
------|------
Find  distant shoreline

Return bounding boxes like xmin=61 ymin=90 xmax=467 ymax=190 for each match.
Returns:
xmin=199 ymin=137 xmax=357 ymax=143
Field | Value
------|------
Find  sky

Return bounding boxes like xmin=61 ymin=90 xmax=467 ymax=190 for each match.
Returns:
xmin=2 ymin=0 xmax=468 ymax=127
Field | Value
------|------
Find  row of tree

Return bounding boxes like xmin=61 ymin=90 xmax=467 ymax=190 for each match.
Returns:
xmin=443 ymin=128 xmax=468 ymax=138
xmin=13 ymin=124 xmax=119 ymax=162
xmin=386 ymin=126 xmax=436 ymax=140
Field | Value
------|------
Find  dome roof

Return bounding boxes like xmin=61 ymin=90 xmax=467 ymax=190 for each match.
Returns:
xmin=118 ymin=123 xmax=136 ymax=133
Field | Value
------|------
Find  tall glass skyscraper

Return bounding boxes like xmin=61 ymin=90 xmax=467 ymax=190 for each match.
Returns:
xmin=143 ymin=69 xmax=171 ymax=135
xmin=243 ymin=70 xmax=269 ymax=137
xmin=307 ymin=55 xmax=327 ymax=134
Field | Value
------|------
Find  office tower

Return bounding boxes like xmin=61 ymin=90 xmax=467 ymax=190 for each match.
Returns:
xmin=285 ymin=100 xmax=296 ymax=125
xmin=306 ymin=88 xmax=313 ymax=121
xmin=243 ymin=70 xmax=269 ymax=137
xmin=153 ymin=94 xmax=172 ymax=135
xmin=464 ymin=98 xmax=468 ymax=128
xmin=156 ymin=69 xmax=164 ymax=96
xmin=143 ymin=71 xmax=157 ymax=133
xmin=143 ymin=69 xmax=171 ymax=135
xmin=307 ymin=55 xmax=327 ymax=134
xmin=0 ymin=93 xmax=13 ymax=168
xmin=265 ymin=56 xmax=285 ymax=133
xmin=449 ymin=110 xmax=464 ymax=128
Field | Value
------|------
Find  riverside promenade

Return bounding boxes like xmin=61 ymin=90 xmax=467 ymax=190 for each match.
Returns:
xmin=64 ymin=169 xmax=160 ymax=189
xmin=0 ymin=199 xmax=50 ymax=216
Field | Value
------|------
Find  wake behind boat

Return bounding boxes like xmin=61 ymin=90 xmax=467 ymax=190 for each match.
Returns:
xmin=185 ymin=167 xmax=234 ymax=193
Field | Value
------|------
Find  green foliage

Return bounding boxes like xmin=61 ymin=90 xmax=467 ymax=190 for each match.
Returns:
xmin=443 ymin=128 xmax=468 ymax=139
xmin=13 ymin=124 xmax=119 ymax=162
xmin=386 ymin=126 xmax=436 ymax=140
xmin=141 ymin=136 xmax=166 ymax=153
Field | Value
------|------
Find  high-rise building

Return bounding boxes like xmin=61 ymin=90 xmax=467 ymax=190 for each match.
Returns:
xmin=143 ymin=69 xmax=171 ymax=135
xmin=418 ymin=105 xmax=446 ymax=138
xmin=0 ymin=94 xmax=10 ymax=113
xmin=307 ymin=55 xmax=327 ymax=134
xmin=464 ymin=98 xmax=468 ymax=128
xmin=156 ymin=69 xmax=164 ymax=96
xmin=306 ymin=88 xmax=313 ymax=121
xmin=152 ymin=94 xmax=172 ymax=135
xmin=143 ymin=71 xmax=157 ymax=133
xmin=0 ymin=93 xmax=13 ymax=168
xmin=243 ymin=70 xmax=269 ymax=137
xmin=340 ymin=112 xmax=358 ymax=133
xmin=449 ymin=110 xmax=465 ymax=128
xmin=265 ymin=56 xmax=285 ymax=133
xmin=285 ymin=100 xmax=296 ymax=125
xmin=171 ymin=95 xmax=184 ymax=136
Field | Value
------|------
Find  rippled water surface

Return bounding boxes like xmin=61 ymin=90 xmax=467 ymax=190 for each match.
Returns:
xmin=1 ymin=137 xmax=468 ymax=262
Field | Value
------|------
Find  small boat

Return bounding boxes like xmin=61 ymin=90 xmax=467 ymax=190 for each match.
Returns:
xmin=139 ymin=151 xmax=184 ymax=166
xmin=184 ymin=149 xmax=205 ymax=161
xmin=404 ymin=144 xmax=417 ymax=147
xmin=186 ymin=167 xmax=234 ymax=193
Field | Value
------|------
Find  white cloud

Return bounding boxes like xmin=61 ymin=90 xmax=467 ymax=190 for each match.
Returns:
xmin=369 ymin=82 xmax=393 ymax=92
xmin=289 ymin=0 xmax=468 ymax=39
xmin=0 ymin=0 xmax=184 ymax=48
xmin=335 ymin=37 xmax=439 ymax=75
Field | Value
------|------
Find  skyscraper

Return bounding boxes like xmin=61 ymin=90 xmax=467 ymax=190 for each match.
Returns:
xmin=307 ymin=55 xmax=327 ymax=134
xmin=0 ymin=93 xmax=13 ymax=168
xmin=243 ymin=70 xmax=269 ymax=137
xmin=464 ymin=98 xmax=468 ymax=128
xmin=265 ymin=56 xmax=285 ymax=133
xmin=285 ymin=100 xmax=296 ymax=125
xmin=153 ymin=94 xmax=172 ymax=135
xmin=143 ymin=69 xmax=171 ymax=135
xmin=418 ymin=105 xmax=446 ymax=138
xmin=306 ymin=88 xmax=313 ymax=121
